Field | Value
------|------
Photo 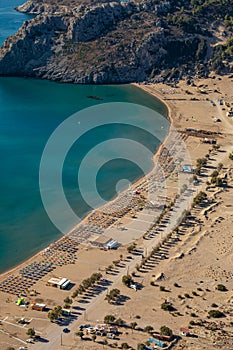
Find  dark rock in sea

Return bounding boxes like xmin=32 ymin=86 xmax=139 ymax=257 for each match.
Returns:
xmin=87 ymin=95 xmax=103 ymax=100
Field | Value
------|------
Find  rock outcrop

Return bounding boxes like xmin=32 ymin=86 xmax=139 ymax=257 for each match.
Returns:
xmin=0 ymin=0 xmax=226 ymax=83
xmin=0 ymin=15 xmax=68 ymax=76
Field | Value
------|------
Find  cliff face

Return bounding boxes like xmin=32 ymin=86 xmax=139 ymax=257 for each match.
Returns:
xmin=0 ymin=0 xmax=227 ymax=83
xmin=17 ymin=0 xmax=69 ymax=15
xmin=0 ymin=15 xmax=68 ymax=76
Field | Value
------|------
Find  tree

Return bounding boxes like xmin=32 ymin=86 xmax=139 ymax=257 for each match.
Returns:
xmin=144 ymin=325 xmax=154 ymax=333
xmin=6 ymin=347 xmax=16 ymax=350
xmin=27 ymin=328 xmax=35 ymax=338
xmin=122 ymin=275 xmax=133 ymax=287
xmin=54 ymin=305 xmax=62 ymax=317
xmin=196 ymin=157 xmax=207 ymax=167
xmin=216 ymin=284 xmax=227 ymax=291
xmin=93 ymin=272 xmax=102 ymax=281
xmin=194 ymin=167 xmax=201 ymax=176
xmin=130 ymin=322 xmax=137 ymax=332
xmin=161 ymin=302 xmax=175 ymax=312
xmin=215 ymin=177 xmax=223 ymax=187
xmin=193 ymin=191 xmax=207 ymax=205
xmin=104 ymin=314 xmax=116 ymax=324
xmin=105 ymin=288 xmax=121 ymax=304
xmin=115 ymin=318 xmax=125 ymax=326
xmin=160 ymin=325 xmax=173 ymax=336
xmin=48 ymin=310 xmax=56 ymax=322
xmin=82 ymin=278 xmax=92 ymax=289
xmin=72 ymin=290 xmax=78 ymax=298
xmin=76 ymin=330 xmax=84 ymax=339
xmin=48 ymin=305 xmax=62 ymax=322
xmin=92 ymin=334 xmax=97 ymax=342
xmin=121 ymin=343 xmax=129 ymax=349
xmin=77 ymin=285 xmax=85 ymax=294
xmin=90 ymin=272 xmax=102 ymax=286
xmin=208 ymin=310 xmax=225 ymax=318
xmin=113 ymin=259 xmax=120 ymax=267
xmin=137 ymin=344 xmax=145 ymax=350
xmin=106 ymin=265 xmax=113 ymax=274
xmin=64 ymin=297 xmax=73 ymax=305
xmin=127 ymin=243 xmax=136 ymax=254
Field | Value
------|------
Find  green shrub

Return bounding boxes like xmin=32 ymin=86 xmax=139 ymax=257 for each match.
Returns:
xmin=104 ymin=314 xmax=116 ymax=324
xmin=208 ymin=310 xmax=224 ymax=318
xmin=144 ymin=325 xmax=154 ymax=333
xmin=184 ymin=293 xmax=191 ymax=298
xmin=216 ymin=284 xmax=227 ymax=291
xmin=211 ymin=303 xmax=218 ymax=308
xmin=122 ymin=275 xmax=133 ymax=287
xmin=160 ymin=325 xmax=173 ymax=336
xmin=161 ymin=302 xmax=175 ymax=312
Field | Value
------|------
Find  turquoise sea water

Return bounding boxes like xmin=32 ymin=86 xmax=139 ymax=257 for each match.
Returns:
xmin=0 ymin=1 xmax=169 ymax=274
xmin=0 ymin=0 xmax=31 ymax=46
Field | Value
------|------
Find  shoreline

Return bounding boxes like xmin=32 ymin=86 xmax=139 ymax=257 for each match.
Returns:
xmin=1 ymin=74 xmax=233 ymax=349
xmin=0 ymin=84 xmax=172 ymax=280
xmin=132 ymin=83 xmax=173 ymax=126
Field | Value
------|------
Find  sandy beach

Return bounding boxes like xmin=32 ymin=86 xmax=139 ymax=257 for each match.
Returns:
xmin=0 ymin=74 xmax=233 ymax=350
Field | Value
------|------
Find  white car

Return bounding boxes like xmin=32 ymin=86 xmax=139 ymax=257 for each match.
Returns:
xmin=26 ymin=338 xmax=34 ymax=343
xmin=129 ymin=284 xmax=137 ymax=291
xmin=107 ymin=333 xmax=115 ymax=339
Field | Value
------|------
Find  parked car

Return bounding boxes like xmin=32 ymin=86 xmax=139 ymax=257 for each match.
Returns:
xmin=129 ymin=283 xmax=138 ymax=291
xmin=86 ymin=327 xmax=95 ymax=334
xmin=33 ymin=334 xmax=41 ymax=341
xmin=18 ymin=318 xmax=26 ymax=324
xmin=96 ymin=330 xmax=106 ymax=336
xmin=107 ymin=333 xmax=115 ymax=339
xmin=108 ymin=327 xmax=118 ymax=334
xmin=26 ymin=339 xmax=34 ymax=343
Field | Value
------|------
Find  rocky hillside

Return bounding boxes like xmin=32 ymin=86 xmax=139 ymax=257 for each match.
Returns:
xmin=0 ymin=0 xmax=232 ymax=83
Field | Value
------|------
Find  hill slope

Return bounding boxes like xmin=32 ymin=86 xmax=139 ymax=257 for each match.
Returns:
xmin=0 ymin=0 xmax=232 ymax=83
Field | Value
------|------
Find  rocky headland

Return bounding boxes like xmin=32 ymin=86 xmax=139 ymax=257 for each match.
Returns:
xmin=0 ymin=0 xmax=232 ymax=83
